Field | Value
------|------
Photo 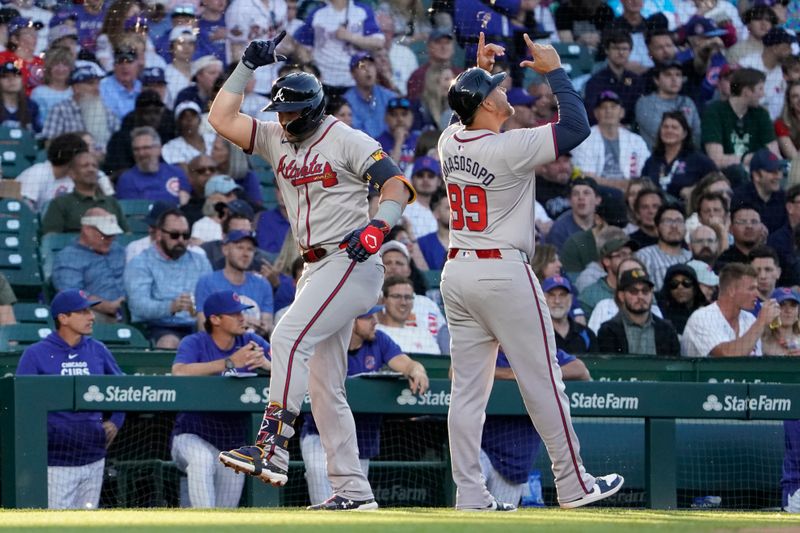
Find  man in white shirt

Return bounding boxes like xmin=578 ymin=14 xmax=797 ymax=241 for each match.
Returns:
xmin=402 ymin=156 xmax=442 ymax=238
xmin=377 ymin=276 xmax=441 ymax=355
xmin=681 ymin=262 xmax=780 ymax=357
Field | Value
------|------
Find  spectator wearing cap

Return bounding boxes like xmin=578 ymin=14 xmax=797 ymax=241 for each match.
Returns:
xmin=545 ymin=176 xmax=600 ymax=251
xmin=174 ymin=55 xmax=222 ymax=111
xmin=761 ymin=287 xmax=800 ymax=355
xmin=641 ymin=111 xmax=717 ymax=202
xmin=681 ymin=262 xmax=779 ymax=356
xmin=53 ymin=0 xmax=106 ymax=54
xmin=104 ymin=89 xmax=176 ymax=178
xmin=739 ymin=27 xmax=795 ymax=120
xmin=402 ymin=156 xmax=441 ymax=238
xmin=634 ymin=61 xmax=701 ymax=150
xmin=768 ymin=184 xmax=800 ymax=285
xmin=170 ymin=289 xmax=270 ymax=508
xmin=195 ymin=0 xmax=227 ymax=63
xmin=732 ymin=148 xmax=787 ymax=233
xmin=116 ymin=125 xmax=191 ymax=205
xmin=195 ymin=231 xmax=274 ymax=337
xmin=675 ymin=16 xmax=729 ymax=107
xmin=535 ymin=154 xmax=577 ymax=220
xmin=582 ymin=31 xmax=645 ymax=127
xmin=162 ymin=100 xmax=215 ymax=166
xmin=406 ymin=30 xmax=461 ymax=101
xmin=202 ymin=199 xmax=273 ymax=272
xmin=293 ymin=0 xmax=382 ymax=95
xmin=0 ymin=16 xmax=44 ymax=95
xmin=579 ymin=228 xmax=637 ymax=316
xmin=15 ymin=288 xmax=125 ymax=510
xmin=52 ymin=207 xmax=126 ymax=323
xmin=701 ymin=68 xmax=779 ymax=181
xmin=688 ymin=258 xmax=719 ymax=303
xmin=125 ymin=200 xmax=205 ymax=263
xmin=42 ymin=61 xmax=119 ymax=146
xmin=727 ymin=5 xmax=777 ymax=66
xmin=344 ymin=53 xmax=398 ymax=139
xmin=634 ymin=204 xmax=692 ymax=291
xmin=124 ymin=208 xmax=212 ymax=348
xmin=561 ymin=189 xmax=629 ymax=277
xmin=164 ymin=25 xmax=196 ymax=107
xmin=190 ymin=174 xmax=242 ymax=244
xmin=657 ymin=263 xmax=707 ymax=335
xmin=4 ymin=0 xmax=51 ymax=54
xmin=0 ymin=59 xmax=39 ymax=132
xmin=154 ymin=4 xmax=199 ymax=63
xmin=94 ymin=2 xmax=166 ymax=73
xmin=41 ymin=150 xmax=129 ymax=234
xmin=30 ymin=47 xmax=74 ymax=125
xmin=714 ymin=204 xmax=763 ymax=272
xmin=99 ymin=47 xmax=142 ymax=122
xmin=376 ymin=96 xmax=419 ymax=175
xmin=544 ymin=276 xmax=598 ymax=354
xmin=416 ymin=188 xmax=449 ymax=271
xmin=142 ymin=66 xmax=168 ymax=105
xmin=47 ymin=19 xmax=80 ymax=59
xmin=502 ymin=87 xmax=537 ymax=131
xmin=598 ymin=268 xmax=680 ymax=356
xmin=570 ymin=90 xmax=650 ymax=192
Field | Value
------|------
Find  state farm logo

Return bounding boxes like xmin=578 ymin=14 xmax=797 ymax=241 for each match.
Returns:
xmin=396 ymin=389 xmax=417 ymax=406
xmin=702 ymin=394 xmax=791 ymax=413
xmin=395 ymin=388 xmax=450 ymax=406
xmin=84 ymin=385 xmax=104 ymax=402
xmin=83 ymin=385 xmax=176 ymax=402
xmin=240 ymin=387 xmax=262 ymax=403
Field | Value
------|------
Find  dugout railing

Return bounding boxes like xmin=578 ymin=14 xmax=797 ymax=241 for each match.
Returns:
xmin=2 ymin=376 xmax=800 ymax=509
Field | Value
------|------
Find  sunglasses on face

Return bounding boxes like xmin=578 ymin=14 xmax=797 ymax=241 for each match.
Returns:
xmin=669 ymin=279 xmax=693 ymax=289
xmin=161 ymin=228 xmax=190 ymax=240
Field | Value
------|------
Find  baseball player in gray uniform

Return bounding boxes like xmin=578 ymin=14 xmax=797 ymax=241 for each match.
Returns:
xmin=439 ymin=33 xmax=624 ymax=511
xmin=208 ymin=32 xmax=416 ymax=511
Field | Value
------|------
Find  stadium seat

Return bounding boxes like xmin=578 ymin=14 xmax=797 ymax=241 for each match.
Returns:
xmin=0 ymin=249 xmax=43 ymax=300
xmin=0 ymin=127 xmax=38 ymax=179
xmin=0 ymin=323 xmax=52 ymax=351
xmin=262 ymin=185 xmax=277 ymax=207
xmin=39 ymin=233 xmax=77 ymax=283
xmin=91 ymin=323 xmax=150 ymax=349
xmin=0 ymin=198 xmax=37 ymax=240
xmin=12 ymin=302 xmax=52 ymax=325
xmin=119 ymin=199 xmax=154 ymax=218
xmin=551 ymin=43 xmax=594 ymax=79
xmin=423 ymin=269 xmax=442 ymax=290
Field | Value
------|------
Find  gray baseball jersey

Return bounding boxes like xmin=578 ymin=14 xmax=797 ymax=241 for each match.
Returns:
xmin=252 ymin=115 xmax=381 ymax=249
xmin=438 ymin=123 xmax=597 ymax=508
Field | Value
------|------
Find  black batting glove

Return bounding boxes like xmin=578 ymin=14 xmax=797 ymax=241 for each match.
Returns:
xmin=242 ymin=31 xmax=288 ymax=70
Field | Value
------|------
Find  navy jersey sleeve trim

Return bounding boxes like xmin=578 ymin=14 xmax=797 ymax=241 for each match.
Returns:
xmin=546 ymin=68 xmax=590 ymax=154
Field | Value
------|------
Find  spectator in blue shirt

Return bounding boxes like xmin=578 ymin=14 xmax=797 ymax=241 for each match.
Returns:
xmin=255 ymin=181 xmax=289 ymax=256
xmin=300 ymin=304 xmax=428 ymax=505
xmin=16 ymin=289 xmax=125 ymax=509
xmin=115 ymin=125 xmax=191 ymax=205
xmin=154 ymin=4 xmax=199 ymax=64
xmin=344 ymin=53 xmax=397 ymax=139
xmin=195 ymin=0 xmax=227 ymax=63
xmin=195 ymin=230 xmax=274 ymax=338
xmin=124 ymin=208 xmax=212 ymax=348
xmin=54 ymin=0 xmax=106 ymax=53
xmin=417 ymin=188 xmax=448 ymax=270
xmin=545 ymin=177 xmax=600 ymax=251
xmin=99 ymin=47 xmax=142 ymax=123
xmin=52 ymin=208 xmax=126 ymax=323
xmin=376 ymin=96 xmax=419 ymax=175
xmin=171 ymin=289 xmax=271 ymax=508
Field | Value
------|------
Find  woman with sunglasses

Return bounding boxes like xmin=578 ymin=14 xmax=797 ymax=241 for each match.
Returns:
xmin=657 ymin=263 xmax=708 ymax=336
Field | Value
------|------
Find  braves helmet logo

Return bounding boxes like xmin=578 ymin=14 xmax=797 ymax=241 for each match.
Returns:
xmin=274 ymin=88 xmax=286 ymax=102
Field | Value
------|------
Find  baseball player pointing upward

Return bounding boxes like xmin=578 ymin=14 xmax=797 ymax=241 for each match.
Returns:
xmin=208 ymin=32 xmax=415 ymax=511
xmin=440 ymin=33 xmax=624 ymax=511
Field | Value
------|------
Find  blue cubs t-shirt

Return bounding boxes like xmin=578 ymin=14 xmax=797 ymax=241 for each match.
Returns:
xmin=195 ymin=271 xmax=275 ymax=322
xmin=115 ymin=163 xmax=190 ymax=204
xmin=172 ymin=331 xmax=271 ymax=450
xmin=302 ymin=330 xmax=402 ymax=458
xmin=417 ymin=232 xmax=447 ymax=270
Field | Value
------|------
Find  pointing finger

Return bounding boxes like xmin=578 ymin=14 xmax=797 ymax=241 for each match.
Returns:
xmin=478 ymin=31 xmax=485 ymax=53
xmin=523 ymin=33 xmax=534 ymax=49
xmin=274 ymin=30 xmax=287 ymax=44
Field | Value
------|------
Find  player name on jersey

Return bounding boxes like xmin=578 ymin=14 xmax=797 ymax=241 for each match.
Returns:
xmin=441 ymin=154 xmax=496 ymax=186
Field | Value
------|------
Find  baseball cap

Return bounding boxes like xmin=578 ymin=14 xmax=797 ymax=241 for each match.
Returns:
xmin=169 ymin=25 xmax=196 ymax=43
xmin=144 ymin=201 xmax=174 ymax=227
xmin=0 ymin=7 xmax=19 ymax=26
xmin=507 ymin=87 xmax=535 ymax=107
xmin=762 ymin=27 xmax=795 ymax=46
xmin=653 ymin=60 xmax=684 ymax=75
xmin=428 ymin=29 xmax=454 ymax=42
xmin=595 ymin=90 xmax=622 ymax=108
xmin=542 ymin=275 xmax=572 ymax=293
xmin=569 ymin=176 xmax=598 ymax=193
xmin=683 ymin=15 xmax=727 ymax=38
xmin=70 ymin=61 xmax=105 ymax=84
xmin=175 ymin=99 xmax=202 ymax=119
xmin=8 ymin=17 xmax=42 ymax=35
xmin=203 ymin=290 xmax=253 ymax=317
xmin=51 ymin=289 xmax=101 ymax=317
xmin=687 ymin=259 xmax=719 ymax=287
xmin=358 ymin=305 xmax=384 ymax=318
xmin=114 ymin=47 xmax=138 ymax=64
xmin=412 ymin=156 xmax=441 ymax=177
xmin=142 ymin=67 xmax=166 ymax=85
xmin=171 ymin=4 xmax=197 ymax=17
xmin=48 ymin=23 xmax=78 ymax=46
xmin=191 ymin=55 xmax=222 ymax=78
xmin=227 ymin=199 xmax=254 ymax=219
xmin=598 ymin=232 xmax=638 ymax=258
xmin=80 ymin=214 xmax=123 ymax=236
xmin=387 ymin=96 xmax=411 ymax=111
xmin=136 ymin=90 xmax=165 ymax=109
xmin=205 ymin=174 xmax=241 ymax=196
xmin=380 ymin=240 xmax=410 ymax=259
xmin=596 ymin=190 xmax=628 ymax=228
xmin=124 ymin=15 xmax=148 ymax=32
xmin=750 ymin=148 xmax=784 ymax=173
xmin=772 ymin=287 xmax=800 ymax=304
xmin=350 ymin=52 xmax=375 ymax=71
xmin=223 ymin=229 xmax=257 ymax=245
xmin=618 ymin=268 xmax=654 ymax=291
xmin=0 ymin=61 xmax=19 ymax=76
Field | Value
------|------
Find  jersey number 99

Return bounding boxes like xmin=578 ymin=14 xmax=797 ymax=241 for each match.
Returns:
xmin=448 ymin=183 xmax=487 ymax=231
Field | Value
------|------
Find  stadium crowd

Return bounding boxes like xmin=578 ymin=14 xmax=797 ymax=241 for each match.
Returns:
xmin=2 ymin=0 xmax=800 ymax=514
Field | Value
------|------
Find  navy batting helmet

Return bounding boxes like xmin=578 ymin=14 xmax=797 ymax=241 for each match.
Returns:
xmin=448 ymin=68 xmax=507 ymax=125
xmin=263 ymin=72 xmax=326 ymax=136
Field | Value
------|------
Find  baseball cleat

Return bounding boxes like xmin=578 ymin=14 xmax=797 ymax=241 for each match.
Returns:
xmin=460 ymin=499 xmax=517 ymax=512
xmin=218 ymin=445 xmax=288 ymax=486
xmin=307 ymin=495 xmax=379 ymax=511
xmin=559 ymin=473 xmax=625 ymax=509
